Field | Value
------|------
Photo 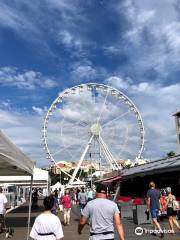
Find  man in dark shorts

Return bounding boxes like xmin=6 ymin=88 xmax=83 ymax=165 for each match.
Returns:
xmin=78 ymin=184 xmax=125 ymax=240
xmin=147 ymin=182 xmax=164 ymax=237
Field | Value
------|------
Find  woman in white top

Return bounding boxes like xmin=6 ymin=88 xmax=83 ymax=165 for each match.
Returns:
xmin=30 ymin=196 xmax=64 ymax=240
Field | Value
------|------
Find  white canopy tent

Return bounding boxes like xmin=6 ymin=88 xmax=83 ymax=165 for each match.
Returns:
xmin=50 ymin=181 xmax=62 ymax=191
xmin=0 ymin=167 xmax=49 ymax=188
xmin=50 ymin=182 xmax=65 ymax=196
xmin=67 ymin=179 xmax=86 ymax=189
xmin=0 ymin=130 xmax=35 ymax=240
xmin=0 ymin=130 xmax=34 ymax=176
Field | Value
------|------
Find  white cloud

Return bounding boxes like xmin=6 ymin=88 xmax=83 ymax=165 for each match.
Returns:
xmin=0 ymin=1 xmax=90 ymax=58
xmin=106 ymin=76 xmax=132 ymax=90
xmin=1 ymin=80 xmax=180 ymax=165
xmin=164 ymin=22 xmax=180 ymax=50
xmin=71 ymin=65 xmax=97 ymax=81
xmin=1 ymin=0 xmax=180 ymax=164
xmin=0 ymin=109 xmax=20 ymax=126
xmin=108 ymin=0 xmax=180 ymax=77
xmin=109 ymin=76 xmax=180 ymax=159
xmin=0 ymin=100 xmax=11 ymax=109
xmin=0 ymin=67 xmax=58 ymax=89
xmin=0 ymin=2 xmax=38 ymax=36
xmin=46 ymin=0 xmax=77 ymax=12
xmin=124 ymin=7 xmax=155 ymax=41
xmin=32 ymin=106 xmax=47 ymax=115
xmin=103 ymin=46 xmax=121 ymax=55
xmin=0 ymin=108 xmax=47 ymax=166
xmin=70 ymin=60 xmax=108 ymax=82
xmin=137 ymin=10 xmax=155 ymax=25
xmin=57 ymin=30 xmax=83 ymax=50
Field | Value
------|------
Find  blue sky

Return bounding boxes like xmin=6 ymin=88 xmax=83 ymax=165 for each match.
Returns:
xmin=0 ymin=0 xmax=180 ymax=166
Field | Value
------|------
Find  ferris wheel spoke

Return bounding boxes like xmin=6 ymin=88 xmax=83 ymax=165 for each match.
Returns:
xmin=52 ymin=142 xmax=79 ymax=157
xmin=64 ymin=148 xmax=74 ymax=159
xmin=98 ymin=135 xmax=120 ymax=170
xmin=96 ymin=90 xmax=109 ymax=124
xmin=60 ymin=119 xmax=90 ymax=130
xmin=52 ymin=147 xmax=71 ymax=158
xmin=117 ymin=126 xmax=129 ymax=156
xmin=56 ymin=119 xmax=90 ymax=140
xmin=101 ymin=123 xmax=134 ymax=160
xmin=102 ymin=110 xmax=130 ymax=129
xmin=102 ymin=122 xmax=138 ymax=153
xmin=68 ymin=141 xmax=89 ymax=161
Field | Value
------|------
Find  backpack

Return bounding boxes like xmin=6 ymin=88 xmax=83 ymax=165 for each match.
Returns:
xmin=172 ymin=200 xmax=179 ymax=211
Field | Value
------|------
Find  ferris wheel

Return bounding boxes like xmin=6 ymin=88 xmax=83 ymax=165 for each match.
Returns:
xmin=42 ymin=83 xmax=145 ymax=184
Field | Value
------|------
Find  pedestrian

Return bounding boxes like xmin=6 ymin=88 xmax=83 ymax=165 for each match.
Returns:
xmin=78 ymin=187 xmax=87 ymax=213
xmin=69 ymin=188 xmax=75 ymax=205
xmin=0 ymin=187 xmax=7 ymax=233
xmin=87 ymin=188 xmax=94 ymax=202
xmin=61 ymin=190 xmax=72 ymax=225
xmin=160 ymin=189 xmax=167 ymax=217
xmin=58 ymin=188 xmax=63 ymax=212
xmin=165 ymin=187 xmax=180 ymax=233
xmin=76 ymin=188 xmax=80 ymax=205
xmin=146 ymin=181 xmax=164 ymax=237
xmin=78 ymin=184 xmax=125 ymax=240
xmin=32 ymin=189 xmax=39 ymax=208
xmin=50 ymin=193 xmax=59 ymax=215
xmin=54 ymin=189 xmax=58 ymax=199
xmin=30 ymin=196 xmax=64 ymax=240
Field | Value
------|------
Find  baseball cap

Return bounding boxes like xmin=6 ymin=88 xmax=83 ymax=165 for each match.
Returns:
xmin=96 ymin=184 xmax=107 ymax=194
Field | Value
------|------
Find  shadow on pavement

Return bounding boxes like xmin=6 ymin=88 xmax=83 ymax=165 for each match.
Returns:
xmin=10 ymin=205 xmax=44 ymax=214
xmin=6 ymin=216 xmax=36 ymax=228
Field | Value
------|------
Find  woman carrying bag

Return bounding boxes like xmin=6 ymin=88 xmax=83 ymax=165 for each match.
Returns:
xmin=166 ymin=187 xmax=180 ymax=233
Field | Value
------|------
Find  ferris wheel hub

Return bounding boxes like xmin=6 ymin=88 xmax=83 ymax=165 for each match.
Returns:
xmin=90 ymin=123 xmax=101 ymax=136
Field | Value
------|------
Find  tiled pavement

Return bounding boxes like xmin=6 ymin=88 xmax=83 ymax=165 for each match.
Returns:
xmin=0 ymin=201 xmax=179 ymax=240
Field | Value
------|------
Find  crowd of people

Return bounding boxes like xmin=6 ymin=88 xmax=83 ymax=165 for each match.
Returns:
xmin=1 ymin=182 xmax=179 ymax=239
xmin=31 ymin=187 xmax=96 ymax=226
xmin=29 ymin=182 xmax=180 ymax=239
xmin=146 ymin=181 xmax=180 ymax=237
xmin=30 ymin=185 xmax=125 ymax=240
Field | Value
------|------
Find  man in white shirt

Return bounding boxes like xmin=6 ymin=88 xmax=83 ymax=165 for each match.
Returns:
xmin=0 ymin=187 xmax=8 ymax=232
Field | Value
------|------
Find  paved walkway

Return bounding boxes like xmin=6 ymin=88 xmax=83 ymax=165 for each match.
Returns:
xmin=0 ymin=201 xmax=179 ymax=240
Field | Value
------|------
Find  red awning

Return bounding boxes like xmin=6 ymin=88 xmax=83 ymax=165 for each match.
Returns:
xmin=103 ymin=176 xmax=122 ymax=184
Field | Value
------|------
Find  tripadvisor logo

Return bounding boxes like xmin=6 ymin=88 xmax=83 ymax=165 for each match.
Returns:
xmin=135 ymin=227 xmax=143 ymax=236
xmin=135 ymin=227 xmax=174 ymax=236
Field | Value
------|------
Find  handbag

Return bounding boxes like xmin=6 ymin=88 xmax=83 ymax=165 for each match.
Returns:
xmin=172 ymin=200 xmax=179 ymax=211
xmin=59 ymin=204 xmax=63 ymax=212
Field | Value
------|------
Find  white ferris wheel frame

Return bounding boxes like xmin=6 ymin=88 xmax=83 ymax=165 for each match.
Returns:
xmin=42 ymin=83 xmax=145 ymax=184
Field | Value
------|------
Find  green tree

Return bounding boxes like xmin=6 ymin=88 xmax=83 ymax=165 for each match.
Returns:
xmin=167 ymin=151 xmax=176 ymax=158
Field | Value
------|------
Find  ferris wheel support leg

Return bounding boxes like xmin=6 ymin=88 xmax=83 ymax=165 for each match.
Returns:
xmin=69 ymin=135 xmax=94 ymax=185
xmin=97 ymin=137 xmax=115 ymax=170
xmin=55 ymin=166 xmax=74 ymax=179
xmin=98 ymin=136 xmax=115 ymax=169
xmin=99 ymin=136 xmax=121 ymax=170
